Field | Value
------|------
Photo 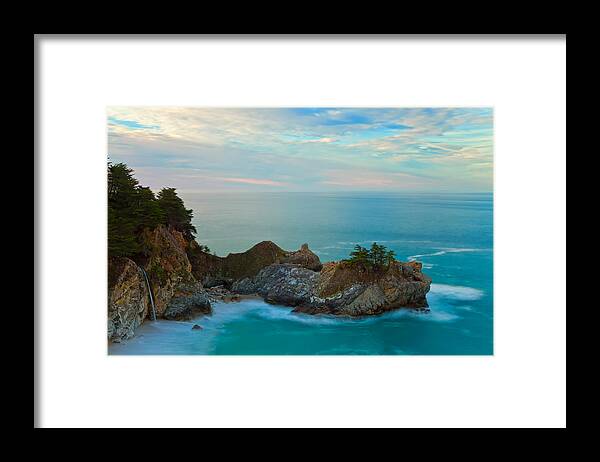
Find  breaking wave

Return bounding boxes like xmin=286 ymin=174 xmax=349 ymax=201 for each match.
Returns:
xmin=408 ymin=248 xmax=490 ymax=261
xmin=429 ymin=283 xmax=485 ymax=301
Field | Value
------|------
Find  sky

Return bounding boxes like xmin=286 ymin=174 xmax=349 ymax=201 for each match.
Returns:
xmin=107 ymin=107 xmax=493 ymax=193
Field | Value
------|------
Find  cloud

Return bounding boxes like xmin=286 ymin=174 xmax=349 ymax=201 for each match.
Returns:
xmin=107 ymin=107 xmax=493 ymax=192
xmin=301 ymin=137 xmax=338 ymax=144
xmin=320 ymin=170 xmax=434 ymax=190
xmin=217 ymin=177 xmax=287 ymax=186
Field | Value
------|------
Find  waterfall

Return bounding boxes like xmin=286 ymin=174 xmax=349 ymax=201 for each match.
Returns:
xmin=140 ymin=267 xmax=157 ymax=321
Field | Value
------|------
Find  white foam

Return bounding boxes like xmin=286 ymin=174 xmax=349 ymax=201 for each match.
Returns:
xmin=109 ymin=282 xmax=487 ymax=354
xmin=409 ymin=250 xmax=447 ymax=259
xmin=429 ymin=283 xmax=484 ymax=301
xmin=408 ymin=247 xmax=491 ymax=261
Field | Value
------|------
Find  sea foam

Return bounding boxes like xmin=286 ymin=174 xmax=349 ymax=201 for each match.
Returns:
xmin=429 ymin=283 xmax=484 ymax=301
xmin=408 ymin=247 xmax=490 ymax=261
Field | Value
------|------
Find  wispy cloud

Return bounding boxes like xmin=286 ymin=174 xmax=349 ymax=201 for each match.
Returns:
xmin=301 ymin=137 xmax=338 ymax=144
xmin=218 ymin=177 xmax=287 ymax=186
xmin=107 ymin=107 xmax=493 ymax=192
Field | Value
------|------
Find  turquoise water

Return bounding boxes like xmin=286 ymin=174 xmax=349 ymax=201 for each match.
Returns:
xmin=109 ymin=192 xmax=493 ymax=355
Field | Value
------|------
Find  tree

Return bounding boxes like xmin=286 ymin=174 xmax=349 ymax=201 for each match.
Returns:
xmin=156 ymin=188 xmax=197 ymax=240
xmin=108 ymin=162 xmax=139 ymax=207
xmin=368 ymin=242 xmax=387 ymax=267
xmin=108 ymin=207 xmax=138 ymax=257
xmin=107 ymin=161 xmax=204 ymax=258
xmin=385 ymin=249 xmax=396 ymax=267
xmin=108 ymin=162 xmax=141 ymax=257
xmin=346 ymin=242 xmax=397 ymax=270
xmin=349 ymin=244 xmax=371 ymax=266
xmin=134 ymin=186 xmax=164 ymax=233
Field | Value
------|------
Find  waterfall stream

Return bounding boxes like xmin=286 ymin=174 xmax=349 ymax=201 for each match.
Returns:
xmin=140 ymin=267 xmax=157 ymax=321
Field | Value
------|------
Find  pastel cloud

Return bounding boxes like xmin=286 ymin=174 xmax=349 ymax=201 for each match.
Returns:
xmin=107 ymin=107 xmax=493 ymax=193
xmin=218 ymin=177 xmax=287 ymax=186
xmin=301 ymin=137 xmax=338 ymax=144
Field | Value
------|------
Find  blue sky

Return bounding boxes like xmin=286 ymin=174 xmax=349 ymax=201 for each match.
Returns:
xmin=108 ymin=107 xmax=493 ymax=193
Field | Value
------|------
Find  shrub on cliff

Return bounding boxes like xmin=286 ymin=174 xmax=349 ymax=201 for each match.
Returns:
xmin=156 ymin=188 xmax=197 ymax=240
xmin=108 ymin=161 xmax=202 ymax=258
xmin=108 ymin=162 xmax=144 ymax=257
xmin=347 ymin=242 xmax=396 ymax=270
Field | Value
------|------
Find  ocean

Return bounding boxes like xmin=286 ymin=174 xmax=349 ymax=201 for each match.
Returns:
xmin=109 ymin=192 xmax=493 ymax=355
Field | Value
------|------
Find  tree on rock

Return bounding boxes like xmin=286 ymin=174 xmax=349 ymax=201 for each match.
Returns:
xmin=108 ymin=162 xmax=141 ymax=257
xmin=156 ymin=188 xmax=197 ymax=240
xmin=369 ymin=242 xmax=387 ymax=267
xmin=349 ymin=244 xmax=370 ymax=266
xmin=346 ymin=242 xmax=397 ymax=270
xmin=107 ymin=160 xmax=204 ymax=258
xmin=385 ymin=248 xmax=397 ymax=267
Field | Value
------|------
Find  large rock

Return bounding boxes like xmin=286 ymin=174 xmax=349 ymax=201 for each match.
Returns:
xmin=281 ymin=243 xmax=322 ymax=271
xmin=163 ymin=281 xmax=212 ymax=320
xmin=231 ymin=277 xmax=256 ymax=295
xmin=108 ymin=257 xmax=149 ymax=342
xmin=253 ymin=264 xmax=320 ymax=306
xmin=236 ymin=260 xmax=432 ymax=317
xmin=141 ymin=225 xmax=196 ymax=317
xmin=187 ymin=241 xmax=323 ymax=282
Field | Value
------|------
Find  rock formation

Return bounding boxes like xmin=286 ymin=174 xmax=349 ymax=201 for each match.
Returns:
xmin=107 ymin=257 xmax=149 ymax=342
xmin=108 ymin=225 xmax=326 ymax=341
xmin=163 ymin=281 xmax=212 ymax=320
xmin=108 ymin=224 xmax=431 ymax=343
xmin=281 ymin=243 xmax=323 ymax=271
xmin=186 ymin=240 xmax=321 ymax=284
xmin=233 ymin=260 xmax=431 ymax=316
xmin=108 ymin=225 xmax=211 ymax=342
xmin=141 ymin=226 xmax=197 ymax=317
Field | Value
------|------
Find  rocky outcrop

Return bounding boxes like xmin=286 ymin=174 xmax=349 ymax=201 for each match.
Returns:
xmin=163 ymin=281 xmax=212 ymax=320
xmin=108 ymin=257 xmax=149 ymax=342
xmin=187 ymin=241 xmax=322 ymax=283
xmin=233 ymin=264 xmax=321 ymax=306
xmin=281 ymin=243 xmax=322 ymax=271
xmin=233 ymin=260 xmax=431 ymax=317
xmin=108 ymin=226 xmax=213 ymax=341
xmin=108 ymin=228 xmax=430 ymax=342
xmin=141 ymin=225 xmax=197 ymax=317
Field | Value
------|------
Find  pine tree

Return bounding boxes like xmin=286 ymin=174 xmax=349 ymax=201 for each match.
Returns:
xmin=385 ymin=249 xmax=396 ymax=267
xmin=107 ymin=161 xmax=204 ymax=258
xmin=156 ymin=188 xmax=197 ymax=240
xmin=108 ymin=162 xmax=141 ymax=257
xmin=368 ymin=242 xmax=387 ymax=268
xmin=346 ymin=242 xmax=396 ymax=270
xmin=349 ymin=244 xmax=370 ymax=266
xmin=134 ymin=186 xmax=164 ymax=232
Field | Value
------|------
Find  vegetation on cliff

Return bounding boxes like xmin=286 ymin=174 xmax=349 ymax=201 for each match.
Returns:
xmin=346 ymin=242 xmax=396 ymax=270
xmin=108 ymin=161 xmax=206 ymax=258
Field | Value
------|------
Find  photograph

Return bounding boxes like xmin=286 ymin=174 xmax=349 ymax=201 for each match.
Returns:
xmin=35 ymin=35 xmax=565 ymax=429
xmin=107 ymin=107 xmax=494 ymax=355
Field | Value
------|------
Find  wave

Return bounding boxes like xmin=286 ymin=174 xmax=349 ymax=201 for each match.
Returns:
xmin=429 ymin=283 xmax=484 ymax=301
xmin=210 ymin=292 xmax=476 ymax=326
xmin=408 ymin=247 xmax=490 ymax=261
xmin=197 ymin=283 xmax=484 ymax=329
xmin=335 ymin=239 xmax=434 ymax=246
xmin=110 ymin=281 xmax=487 ymax=354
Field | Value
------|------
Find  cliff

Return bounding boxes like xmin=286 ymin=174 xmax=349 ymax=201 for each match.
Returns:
xmin=232 ymin=260 xmax=431 ymax=316
xmin=108 ymin=225 xmax=211 ymax=342
xmin=107 ymin=257 xmax=149 ymax=342
xmin=108 ymin=225 xmax=431 ymax=342
xmin=186 ymin=240 xmax=322 ymax=286
xmin=108 ymin=226 xmax=323 ymax=341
